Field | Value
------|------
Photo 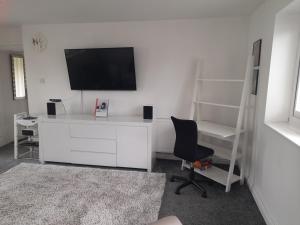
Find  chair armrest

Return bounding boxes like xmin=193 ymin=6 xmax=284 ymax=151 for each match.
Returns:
xmin=150 ymin=216 xmax=183 ymax=225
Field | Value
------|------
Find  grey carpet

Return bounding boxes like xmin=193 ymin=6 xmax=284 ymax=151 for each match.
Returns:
xmin=155 ymin=159 xmax=266 ymax=225
xmin=0 ymin=143 xmax=266 ymax=225
xmin=0 ymin=143 xmax=37 ymax=174
xmin=0 ymin=163 xmax=166 ymax=225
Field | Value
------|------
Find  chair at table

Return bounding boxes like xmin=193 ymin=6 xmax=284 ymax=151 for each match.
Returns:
xmin=170 ymin=116 xmax=214 ymax=198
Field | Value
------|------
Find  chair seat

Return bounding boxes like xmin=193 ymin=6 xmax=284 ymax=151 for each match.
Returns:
xmin=195 ymin=145 xmax=214 ymax=160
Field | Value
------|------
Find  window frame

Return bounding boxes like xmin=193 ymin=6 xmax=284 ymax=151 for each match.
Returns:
xmin=290 ymin=41 xmax=300 ymax=127
xmin=10 ymin=53 xmax=27 ymax=100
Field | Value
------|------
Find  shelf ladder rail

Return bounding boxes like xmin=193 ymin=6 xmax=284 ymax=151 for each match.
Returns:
xmin=225 ymin=56 xmax=252 ymax=192
xmin=187 ymin=56 xmax=253 ymax=192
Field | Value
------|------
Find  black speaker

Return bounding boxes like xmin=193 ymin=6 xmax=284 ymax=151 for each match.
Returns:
xmin=143 ymin=106 xmax=153 ymax=120
xmin=47 ymin=102 xmax=56 ymax=115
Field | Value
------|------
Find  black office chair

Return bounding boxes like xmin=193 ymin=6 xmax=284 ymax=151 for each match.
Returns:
xmin=170 ymin=116 xmax=214 ymax=198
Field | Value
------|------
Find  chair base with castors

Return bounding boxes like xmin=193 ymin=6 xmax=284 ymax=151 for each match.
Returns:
xmin=171 ymin=168 xmax=207 ymax=198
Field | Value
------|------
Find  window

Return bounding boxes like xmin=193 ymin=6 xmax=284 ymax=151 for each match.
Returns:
xmin=11 ymin=54 xmax=26 ymax=100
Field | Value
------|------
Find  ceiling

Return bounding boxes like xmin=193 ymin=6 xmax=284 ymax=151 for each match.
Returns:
xmin=0 ymin=0 xmax=265 ymax=25
xmin=281 ymin=0 xmax=300 ymax=14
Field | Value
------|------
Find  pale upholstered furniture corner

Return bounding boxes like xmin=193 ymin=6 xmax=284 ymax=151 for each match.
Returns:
xmin=151 ymin=216 xmax=183 ymax=225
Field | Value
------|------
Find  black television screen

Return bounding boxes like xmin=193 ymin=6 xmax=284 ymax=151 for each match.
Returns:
xmin=64 ymin=47 xmax=136 ymax=90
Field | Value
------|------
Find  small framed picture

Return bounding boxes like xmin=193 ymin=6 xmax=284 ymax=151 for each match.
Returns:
xmin=253 ymin=39 xmax=262 ymax=67
xmin=251 ymin=69 xmax=259 ymax=95
xmin=95 ymin=99 xmax=109 ymax=117
xmin=252 ymin=39 xmax=262 ymax=95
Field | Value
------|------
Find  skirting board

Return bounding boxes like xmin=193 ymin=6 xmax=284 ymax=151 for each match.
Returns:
xmin=248 ymin=184 xmax=278 ymax=225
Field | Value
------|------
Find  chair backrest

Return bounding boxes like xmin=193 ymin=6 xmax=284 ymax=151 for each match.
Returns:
xmin=171 ymin=116 xmax=198 ymax=162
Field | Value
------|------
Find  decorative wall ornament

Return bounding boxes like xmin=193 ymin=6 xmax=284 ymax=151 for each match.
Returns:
xmin=32 ymin=32 xmax=47 ymax=52
xmin=251 ymin=39 xmax=262 ymax=95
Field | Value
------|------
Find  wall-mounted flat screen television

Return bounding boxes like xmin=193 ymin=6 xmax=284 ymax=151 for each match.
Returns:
xmin=64 ymin=47 xmax=136 ymax=90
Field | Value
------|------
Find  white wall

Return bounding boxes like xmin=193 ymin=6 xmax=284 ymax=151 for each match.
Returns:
xmin=0 ymin=26 xmax=23 ymax=51
xmin=247 ymin=1 xmax=300 ymax=225
xmin=0 ymin=52 xmax=28 ymax=147
xmin=0 ymin=26 xmax=27 ymax=146
xmin=22 ymin=18 xmax=249 ymax=152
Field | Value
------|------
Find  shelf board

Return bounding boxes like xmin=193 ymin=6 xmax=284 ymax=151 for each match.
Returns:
xmin=197 ymin=78 xmax=244 ymax=83
xmin=194 ymin=101 xmax=240 ymax=109
xmin=198 ymin=141 xmax=242 ymax=160
xmin=184 ymin=164 xmax=240 ymax=186
xmin=19 ymin=141 xmax=39 ymax=147
xmin=197 ymin=120 xmax=242 ymax=139
xmin=195 ymin=166 xmax=240 ymax=186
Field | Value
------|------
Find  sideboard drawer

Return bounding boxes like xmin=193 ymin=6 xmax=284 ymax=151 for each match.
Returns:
xmin=70 ymin=138 xmax=116 ymax=154
xmin=69 ymin=124 xmax=116 ymax=139
xmin=69 ymin=151 xmax=117 ymax=167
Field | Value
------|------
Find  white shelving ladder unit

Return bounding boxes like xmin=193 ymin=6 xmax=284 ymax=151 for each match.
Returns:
xmin=185 ymin=56 xmax=253 ymax=192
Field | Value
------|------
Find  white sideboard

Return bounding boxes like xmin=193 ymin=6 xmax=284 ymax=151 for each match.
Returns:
xmin=38 ymin=114 xmax=154 ymax=171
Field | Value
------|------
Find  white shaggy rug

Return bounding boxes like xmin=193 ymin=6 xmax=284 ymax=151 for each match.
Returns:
xmin=0 ymin=163 xmax=166 ymax=225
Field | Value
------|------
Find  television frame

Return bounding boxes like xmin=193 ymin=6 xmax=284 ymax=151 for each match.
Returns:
xmin=64 ymin=47 xmax=137 ymax=91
